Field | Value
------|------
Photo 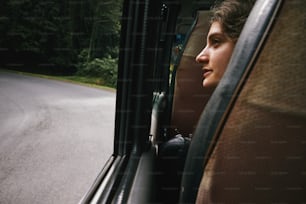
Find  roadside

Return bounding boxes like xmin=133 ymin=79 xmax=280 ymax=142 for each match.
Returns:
xmin=0 ymin=68 xmax=116 ymax=93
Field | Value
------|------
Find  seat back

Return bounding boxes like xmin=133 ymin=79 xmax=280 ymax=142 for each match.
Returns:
xmin=170 ymin=11 xmax=212 ymax=136
xmin=196 ymin=0 xmax=306 ymax=202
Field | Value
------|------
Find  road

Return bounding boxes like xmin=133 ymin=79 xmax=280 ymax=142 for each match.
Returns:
xmin=0 ymin=71 xmax=116 ymax=204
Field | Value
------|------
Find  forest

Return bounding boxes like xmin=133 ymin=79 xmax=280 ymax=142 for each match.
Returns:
xmin=0 ymin=0 xmax=122 ymax=87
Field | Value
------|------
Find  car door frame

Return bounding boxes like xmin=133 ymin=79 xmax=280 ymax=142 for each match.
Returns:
xmin=80 ymin=0 xmax=179 ymax=203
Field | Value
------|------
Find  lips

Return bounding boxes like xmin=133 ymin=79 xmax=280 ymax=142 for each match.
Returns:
xmin=203 ymin=68 xmax=212 ymax=78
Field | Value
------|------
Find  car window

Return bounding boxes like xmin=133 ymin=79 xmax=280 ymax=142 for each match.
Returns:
xmin=0 ymin=1 xmax=122 ymax=204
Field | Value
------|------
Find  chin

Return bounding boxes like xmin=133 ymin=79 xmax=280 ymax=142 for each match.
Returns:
xmin=203 ymin=80 xmax=218 ymax=90
xmin=203 ymin=80 xmax=213 ymax=88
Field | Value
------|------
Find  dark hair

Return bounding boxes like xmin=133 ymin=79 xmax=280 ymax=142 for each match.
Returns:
xmin=210 ymin=0 xmax=256 ymax=39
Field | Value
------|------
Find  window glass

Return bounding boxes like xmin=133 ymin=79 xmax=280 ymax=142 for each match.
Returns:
xmin=0 ymin=1 xmax=122 ymax=203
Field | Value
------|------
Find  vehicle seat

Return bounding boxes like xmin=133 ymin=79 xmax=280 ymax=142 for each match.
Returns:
xmin=157 ymin=10 xmax=213 ymax=204
xmin=196 ymin=0 xmax=306 ymax=202
xmin=170 ymin=10 xmax=212 ymax=137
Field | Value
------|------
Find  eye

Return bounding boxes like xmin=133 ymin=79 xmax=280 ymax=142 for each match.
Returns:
xmin=211 ymin=38 xmax=221 ymax=47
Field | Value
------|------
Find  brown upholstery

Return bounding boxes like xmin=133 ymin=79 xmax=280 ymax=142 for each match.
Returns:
xmin=196 ymin=0 xmax=306 ymax=203
xmin=171 ymin=11 xmax=213 ymax=136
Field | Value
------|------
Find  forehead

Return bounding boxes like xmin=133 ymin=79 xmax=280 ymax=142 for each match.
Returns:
xmin=208 ymin=21 xmax=224 ymax=36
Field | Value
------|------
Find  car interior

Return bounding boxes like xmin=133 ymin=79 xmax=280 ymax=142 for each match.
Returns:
xmin=169 ymin=10 xmax=212 ymax=137
xmin=80 ymin=0 xmax=306 ymax=203
xmin=180 ymin=0 xmax=306 ymax=203
xmin=156 ymin=8 xmax=214 ymax=204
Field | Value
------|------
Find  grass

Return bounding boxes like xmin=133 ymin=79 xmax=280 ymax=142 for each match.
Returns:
xmin=0 ymin=68 xmax=116 ymax=92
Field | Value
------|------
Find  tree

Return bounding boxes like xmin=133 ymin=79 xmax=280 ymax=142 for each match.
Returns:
xmin=88 ymin=0 xmax=122 ymax=60
xmin=0 ymin=0 xmax=73 ymax=73
xmin=0 ymin=0 xmax=122 ymax=80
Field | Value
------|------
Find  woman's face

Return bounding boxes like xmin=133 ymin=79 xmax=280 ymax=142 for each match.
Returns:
xmin=196 ymin=21 xmax=236 ymax=88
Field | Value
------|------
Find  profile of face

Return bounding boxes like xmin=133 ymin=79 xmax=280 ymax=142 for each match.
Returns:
xmin=196 ymin=21 xmax=236 ymax=88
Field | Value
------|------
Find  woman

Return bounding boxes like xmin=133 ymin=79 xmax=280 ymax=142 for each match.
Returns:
xmin=196 ymin=0 xmax=256 ymax=89
xmin=158 ymin=1 xmax=256 ymax=203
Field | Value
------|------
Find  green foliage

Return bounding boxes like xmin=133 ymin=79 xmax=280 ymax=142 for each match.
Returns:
xmin=0 ymin=0 xmax=122 ymax=87
xmin=3 ymin=1 xmax=66 ymax=53
xmin=88 ymin=0 xmax=122 ymax=59
xmin=0 ymin=0 xmax=78 ymax=73
xmin=76 ymin=49 xmax=118 ymax=87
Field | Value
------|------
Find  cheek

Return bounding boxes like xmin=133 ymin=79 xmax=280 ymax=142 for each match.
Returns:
xmin=215 ymin=46 xmax=234 ymax=75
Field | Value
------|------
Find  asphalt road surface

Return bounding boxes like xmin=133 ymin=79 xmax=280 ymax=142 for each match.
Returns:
xmin=0 ymin=71 xmax=116 ymax=204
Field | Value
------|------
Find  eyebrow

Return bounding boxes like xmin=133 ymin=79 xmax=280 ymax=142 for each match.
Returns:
xmin=207 ymin=32 xmax=224 ymax=41
xmin=208 ymin=31 xmax=224 ymax=38
xmin=208 ymin=31 xmax=235 ymax=44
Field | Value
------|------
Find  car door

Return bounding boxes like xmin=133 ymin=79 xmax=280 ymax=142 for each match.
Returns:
xmin=80 ymin=0 xmax=215 ymax=203
xmin=80 ymin=0 xmax=163 ymax=202
xmin=79 ymin=0 xmax=181 ymax=203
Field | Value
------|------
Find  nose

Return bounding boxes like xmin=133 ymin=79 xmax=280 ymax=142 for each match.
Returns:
xmin=195 ymin=46 xmax=209 ymax=65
